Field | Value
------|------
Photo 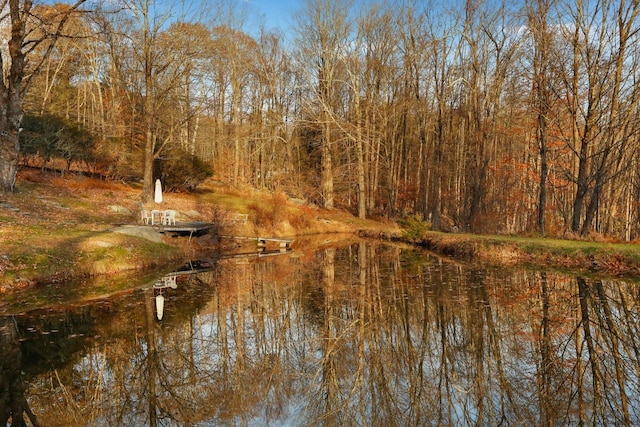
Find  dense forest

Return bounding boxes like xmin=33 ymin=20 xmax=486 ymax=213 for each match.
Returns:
xmin=5 ymin=0 xmax=640 ymax=240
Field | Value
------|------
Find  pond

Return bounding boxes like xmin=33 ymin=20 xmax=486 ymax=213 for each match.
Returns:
xmin=1 ymin=240 xmax=640 ymax=426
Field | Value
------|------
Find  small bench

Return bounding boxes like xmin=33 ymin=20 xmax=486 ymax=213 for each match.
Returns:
xmin=231 ymin=213 xmax=249 ymax=225
xmin=257 ymin=237 xmax=293 ymax=252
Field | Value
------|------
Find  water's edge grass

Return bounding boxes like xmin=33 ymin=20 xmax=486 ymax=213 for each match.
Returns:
xmin=383 ymin=230 xmax=640 ymax=279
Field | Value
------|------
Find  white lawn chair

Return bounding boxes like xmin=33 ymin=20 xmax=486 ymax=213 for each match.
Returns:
xmin=163 ymin=210 xmax=176 ymax=225
xmin=141 ymin=209 xmax=152 ymax=225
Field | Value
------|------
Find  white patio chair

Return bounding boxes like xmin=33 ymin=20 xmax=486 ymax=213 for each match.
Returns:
xmin=163 ymin=210 xmax=176 ymax=225
xmin=141 ymin=209 xmax=152 ymax=225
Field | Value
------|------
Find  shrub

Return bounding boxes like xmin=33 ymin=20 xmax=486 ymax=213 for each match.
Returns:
xmin=248 ymin=192 xmax=290 ymax=233
xmin=159 ymin=149 xmax=213 ymax=191
xmin=399 ymin=215 xmax=431 ymax=242
xmin=20 ymin=114 xmax=96 ymax=171
xmin=93 ymin=137 xmax=142 ymax=181
xmin=271 ymin=191 xmax=288 ymax=225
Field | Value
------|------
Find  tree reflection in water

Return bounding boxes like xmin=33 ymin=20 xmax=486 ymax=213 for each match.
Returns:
xmin=0 ymin=316 xmax=40 ymax=426
xmin=3 ymin=242 xmax=640 ymax=425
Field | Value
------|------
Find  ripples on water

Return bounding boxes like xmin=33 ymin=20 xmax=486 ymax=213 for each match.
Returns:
xmin=2 ymin=241 xmax=640 ymax=426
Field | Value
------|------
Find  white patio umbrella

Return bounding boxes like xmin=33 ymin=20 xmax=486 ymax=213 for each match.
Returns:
xmin=154 ymin=179 xmax=163 ymax=204
xmin=155 ymin=294 xmax=165 ymax=320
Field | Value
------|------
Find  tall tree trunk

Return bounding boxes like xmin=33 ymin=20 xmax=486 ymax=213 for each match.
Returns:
xmin=349 ymin=52 xmax=366 ymax=218
xmin=570 ymin=140 xmax=590 ymax=234
xmin=0 ymin=134 xmax=19 ymax=193
xmin=0 ymin=0 xmax=29 ymax=194
xmin=321 ymin=116 xmax=334 ymax=209
xmin=356 ymin=115 xmax=366 ymax=218
xmin=538 ymin=132 xmax=548 ymax=235
xmin=528 ymin=0 xmax=552 ymax=236
xmin=142 ymin=120 xmax=154 ymax=203
xmin=430 ymin=108 xmax=444 ymax=231
xmin=233 ymin=89 xmax=241 ymax=186
xmin=581 ymin=167 xmax=605 ymax=236
xmin=141 ymin=11 xmax=154 ymax=203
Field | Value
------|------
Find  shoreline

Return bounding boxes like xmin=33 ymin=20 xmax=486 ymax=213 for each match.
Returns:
xmin=3 ymin=170 xmax=640 ymax=294
xmin=399 ymin=231 xmax=640 ymax=279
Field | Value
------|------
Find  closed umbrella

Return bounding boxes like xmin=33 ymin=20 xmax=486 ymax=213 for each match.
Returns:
xmin=155 ymin=294 xmax=165 ymax=320
xmin=154 ymin=179 xmax=163 ymax=204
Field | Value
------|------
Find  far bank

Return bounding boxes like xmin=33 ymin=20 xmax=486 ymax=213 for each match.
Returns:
xmin=384 ymin=231 xmax=640 ymax=278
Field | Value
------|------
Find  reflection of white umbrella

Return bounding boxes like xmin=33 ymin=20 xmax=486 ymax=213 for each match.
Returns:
xmin=155 ymin=294 xmax=165 ymax=320
xmin=154 ymin=179 xmax=163 ymax=204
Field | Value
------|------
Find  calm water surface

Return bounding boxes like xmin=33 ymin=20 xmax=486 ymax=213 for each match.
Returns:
xmin=2 ymin=241 xmax=640 ymax=426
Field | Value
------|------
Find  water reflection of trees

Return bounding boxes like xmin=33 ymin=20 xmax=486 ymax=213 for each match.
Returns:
xmin=11 ymin=244 xmax=640 ymax=425
xmin=0 ymin=316 xmax=39 ymax=426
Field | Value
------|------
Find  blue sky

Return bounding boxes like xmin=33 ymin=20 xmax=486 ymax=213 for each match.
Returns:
xmin=252 ymin=0 xmax=299 ymax=32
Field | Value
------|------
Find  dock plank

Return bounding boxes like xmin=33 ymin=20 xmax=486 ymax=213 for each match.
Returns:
xmin=220 ymin=235 xmax=294 ymax=252
xmin=154 ymin=221 xmax=213 ymax=239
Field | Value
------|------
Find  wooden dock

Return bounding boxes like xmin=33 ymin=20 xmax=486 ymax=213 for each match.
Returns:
xmin=154 ymin=221 xmax=213 ymax=240
xmin=221 ymin=235 xmax=294 ymax=252
xmin=147 ymin=217 xmax=293 ymax=251
xmin=256 ymin=237 xmax=293 ymax=252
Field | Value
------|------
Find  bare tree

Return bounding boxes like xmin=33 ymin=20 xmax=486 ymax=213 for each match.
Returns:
xmin=454 ymin=0 xmax=521 ymax=232
xmin=526 ymin=0 xmax=555 ymax=235
xmin=396 ymin=2 xmax=429 ymax=219
xmin=423 ymin=6 xmax=460 ymax=230
xmin=0 ymin=0 xmax=87 ymax=193
xmin=102 ymin=0 xmax=209 ymax=201
xmin=557 ymin=0 xmax=640 ymax=236
xmin=294 ymin=0 xmax=354 ymax=209
xmin=251 ymin=30 xmax=296 ymax=191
